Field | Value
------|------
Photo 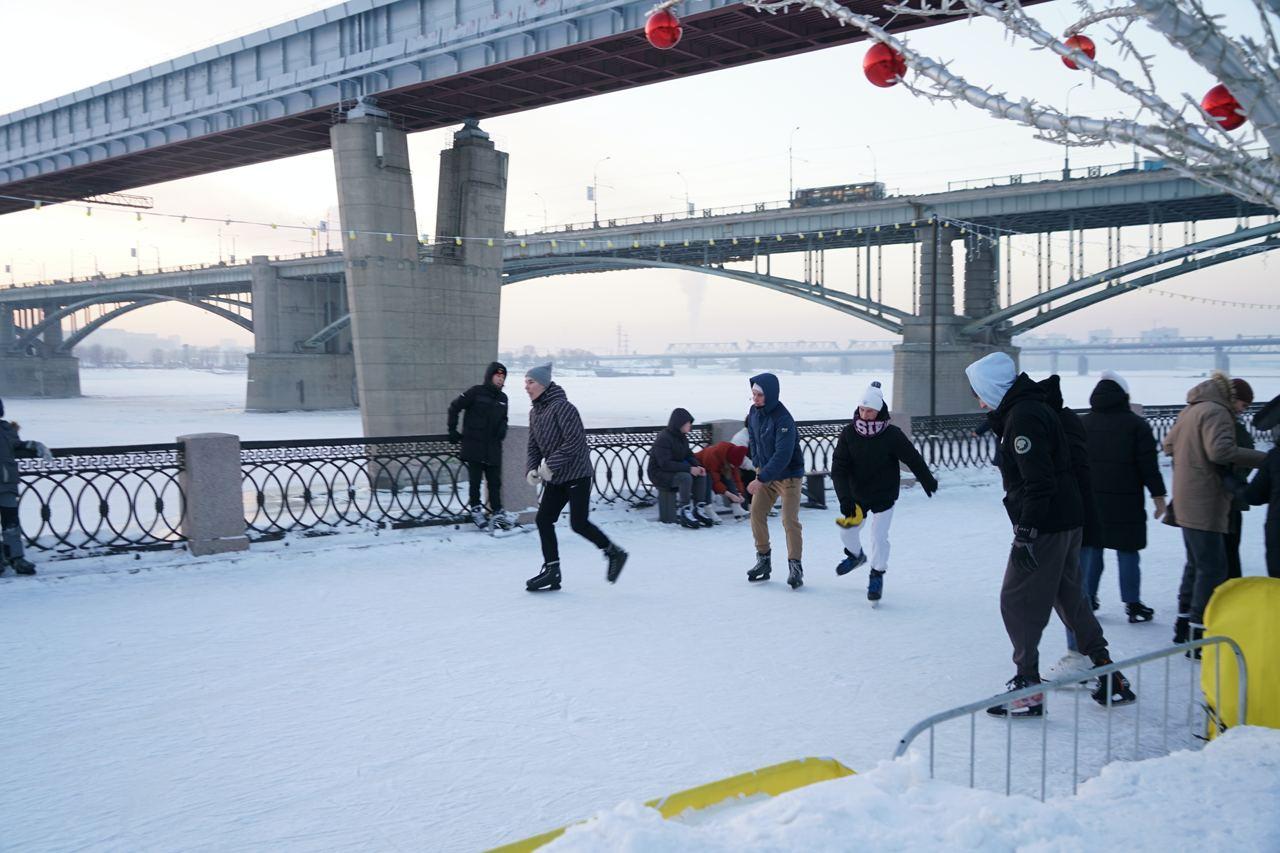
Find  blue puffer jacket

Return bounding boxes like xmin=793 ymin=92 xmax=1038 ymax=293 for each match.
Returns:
xmin=747 ymin=372 xmax=805 ymax=482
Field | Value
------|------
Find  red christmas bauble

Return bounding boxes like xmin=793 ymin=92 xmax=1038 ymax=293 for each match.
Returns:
xmin=645 ymin=9 xmax=682 ymax=50
xmin=863 ymin=42 xmax=906 ymax=88
xmin=1061 ymin=34 xmax=1096 ymax=70
xmin=1202 ymin=84 xmax=1246 ymax=131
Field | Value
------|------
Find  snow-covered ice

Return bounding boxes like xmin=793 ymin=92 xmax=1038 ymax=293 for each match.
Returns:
xmin=2 ymin=468 xmax=1273 ymax=851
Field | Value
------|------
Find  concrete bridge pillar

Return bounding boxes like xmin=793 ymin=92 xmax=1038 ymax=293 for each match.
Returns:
xmin=917 ymin=222 xmax=958 ymax=318
xmin=963 ymin=236 xmax=999 ymax=319
xmin=332 ymin=113 xmax=506 ymax=438
xmin=0 ymin=305 xmax=80 ymax=398
xmin=839 ymin=355 xmax=853 ymax=375
xmin=1077 ymin=355 xmax=1089 ymax=376
xmin=1050 ymin=351 xmax=1060 ymax=374
xmin=0 ymin=306 xmax=14 ymax=348
xmin=1214 ymin=348 xmax=1230 ymax=373
xmin=41 ymin=306 xmax=64 ymax=349
xmin=246 ymin=256 xmax=355 ymax=411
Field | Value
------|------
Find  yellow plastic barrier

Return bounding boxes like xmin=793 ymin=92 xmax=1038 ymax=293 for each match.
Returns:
xmin=487 ymin=756 xmax=856 ymax=852
xmin=1202 ymin=576 xmax=1280 ymax=738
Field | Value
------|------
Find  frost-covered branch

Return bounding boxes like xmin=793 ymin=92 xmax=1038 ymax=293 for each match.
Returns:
xmin=1065 ymin=4 xmax=1140 ymax=36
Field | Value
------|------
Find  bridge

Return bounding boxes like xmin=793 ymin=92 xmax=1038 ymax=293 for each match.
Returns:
xmin=3 ymin=166 xmax=1278 ymax=412
xmin=3 ymin=0 xmax=1274 ymax=422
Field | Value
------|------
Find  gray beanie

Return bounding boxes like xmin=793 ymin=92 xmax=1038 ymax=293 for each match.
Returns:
xmin=525 ymin=363 xmax=553 ymax=387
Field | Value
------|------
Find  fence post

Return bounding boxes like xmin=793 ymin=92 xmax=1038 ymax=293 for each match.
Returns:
xmin=502 ymin=426 xmax=540 ymax=523
xmin=178 ymin=433 xmax=250 ymax=556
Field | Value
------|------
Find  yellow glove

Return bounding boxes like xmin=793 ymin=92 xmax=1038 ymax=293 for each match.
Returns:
xmin=835 ymin=505 xmax=865 ymax=528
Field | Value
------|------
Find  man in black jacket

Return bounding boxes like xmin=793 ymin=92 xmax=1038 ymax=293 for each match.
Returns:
xmin=647 ymin=408 xmax=713 ymax=529
xmin=447 ymin=362 xmax=511 ymax=529
xmin=830 ymin=381 xmax=937 ymax=603
xmin=0 ymin=398 xmax=53 ymax=576
xmin=1245 ymin=394 xmax=1280 ymax=579
xmin=965 ymin=354 xmax=1135 ymax=717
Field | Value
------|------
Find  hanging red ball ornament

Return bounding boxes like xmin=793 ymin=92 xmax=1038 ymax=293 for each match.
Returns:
xmin=863 ymin=43 xmax=907 ymax=88
xmin=645 ymin=9 xmax=682 ymax=50
xmin=1061 ymin=34 xmax=1096 ymax=70
xmin=1202 ymin=84 xmax=1246 ymax=131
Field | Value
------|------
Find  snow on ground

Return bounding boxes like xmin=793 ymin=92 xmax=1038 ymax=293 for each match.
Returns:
xmin=1 ymin=469 xmax=1273 ymax=852
xmin=545 ymin=726 xmax=1280 ymax=852
xmin=14 ymin=365 xmax=1280 ymax=446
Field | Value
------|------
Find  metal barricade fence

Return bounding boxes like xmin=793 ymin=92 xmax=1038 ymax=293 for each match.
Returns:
xmin=892 ymin=637 xmax=1248 ymax=802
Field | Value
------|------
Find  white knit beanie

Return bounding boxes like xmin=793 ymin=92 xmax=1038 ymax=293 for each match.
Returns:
xmin=1100 ymin=369 xmax=1130 ymax=394
xmin=858 ymin=381 xmax=885 ymax=411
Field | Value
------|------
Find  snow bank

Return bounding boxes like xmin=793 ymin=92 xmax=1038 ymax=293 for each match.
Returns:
xmin=546 ymin=727 xmax=1280 ymax=852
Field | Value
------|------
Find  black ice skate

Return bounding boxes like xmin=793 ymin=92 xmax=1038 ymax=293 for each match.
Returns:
xmin=867 ymin=569 xmax=885 ymax=604
xmin=986 ymin=674 xmax=1045 ymax=718
xmin=526 ymin=561 xmax=561 ymax=592
xmin=604 ymin=543 xmax=628 ymax=583
xmin=677 ymin=503 xmax=702 ymax=529
xmin=10 ymin=557 xmax=35 ymax=576
xmin=469 ymin=505 xmax=489 ymax=530
xmin=1173 ymin=615 xmax=1190 ymax=644
xmin=1091 ymin=669 xmax=1136 ymax=706
xmin=836 ymin=549 xmax=866 ymax=576
xmin=747 ymin=551 xmax=772 ymax=582
xmin=787 ymin=559 xmax=803 ymax=590
xmin=1186 ymin=624 xmax=1205 ymax=660
xmin=1125 ymin=601 xmax=1154 ymax=623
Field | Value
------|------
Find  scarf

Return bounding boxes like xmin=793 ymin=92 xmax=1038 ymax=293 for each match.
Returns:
xmin=854 ymin=416 xmax=887 ymax=437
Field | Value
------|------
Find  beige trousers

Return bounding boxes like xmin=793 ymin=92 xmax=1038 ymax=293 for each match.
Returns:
xmin=750 ymin=477 xmax=803 ymax=560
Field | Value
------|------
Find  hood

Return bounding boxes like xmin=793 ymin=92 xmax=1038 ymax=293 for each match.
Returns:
xmin=749 ymin=372 xmax=781 ymax=413
xmin=965 ymin=352 xmax=1017 ymax=410
xmin=727 ymin=444 xmax=749 ymax=466
xmin=484 ymin=361 xmax=507 ymax=385
xmin=1089 ymin=379 xmax=1130 ymax=412
xmin=1186 ymin=371 xmax=1233 ymax=409
xmin=532 ymin=382 xmax=566 ymax=408
xmin=1036 ymin=374 xmax=1065 ymax=410
xmin=994 ymin=373 xmax=1046 ymax=421
xmin=666 ymin=407 xmax=694 ymax=433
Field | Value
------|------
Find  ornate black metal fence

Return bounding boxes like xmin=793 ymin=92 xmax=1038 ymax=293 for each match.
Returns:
xmin=16 ymin=443 xmax=186 ymax=555
xmin=586 ymin=424 xmax=711 ymax=504
xmin=240 ymin=435 xmax=466 ymax=540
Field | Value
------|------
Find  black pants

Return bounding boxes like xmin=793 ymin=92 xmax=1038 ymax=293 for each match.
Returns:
xmin=536 ymin=476 xmax=611 ymax=563
xmin=1 ymin=504 xmax=24 ymax=561
xmin=467 ymin=460 xmax=503 ymax=513
xmin=1000 ymin=527 xmax=1107 ymax=678
xmin=1225 ymin=509 xmax=1243 ymax=580
xmin=1179 ymin=527 xmax=1227 ymax=623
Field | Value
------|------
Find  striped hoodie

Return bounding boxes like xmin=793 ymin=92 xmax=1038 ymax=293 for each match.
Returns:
xmin=527 ymin=383 xmax=594 ymax=484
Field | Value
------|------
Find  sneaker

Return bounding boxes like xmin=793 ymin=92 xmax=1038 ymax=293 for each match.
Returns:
xmin=1044 ymin=651 xmax=1092 ymax=684
xmin=1173 ymin=615 xmax=1190 ymax=644
xmin=867 ymin=569 xmax=885 ymax=601
xmin=836 ymin=549 xmax=866 ymax=576
xmin=748 ymin=551 xmax=772 ymax=582
xmin=526 ymin=561 xmax=561 ymax=592
xmin=986 ymin=674 xmax=1045 ymax=718
xmin=1125 ymin=601 xmax=1155 ymax=623
xmin=1091 ymin=669 xmax=1136 ymax=706
xmin=677 ymin=503 xmax=702 ymax=530
xmin=694 ymin=503 xmax=716 ymax=527
xmin=787 ymin=559 xmax=804 ymax=590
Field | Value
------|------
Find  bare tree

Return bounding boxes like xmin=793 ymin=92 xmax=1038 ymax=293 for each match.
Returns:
xmin=651 ymin=0 xmax=1280 ymax=209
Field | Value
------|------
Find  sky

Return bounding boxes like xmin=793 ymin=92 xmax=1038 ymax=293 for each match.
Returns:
xmin=0 ymin=0 xmax=1276 ymax=352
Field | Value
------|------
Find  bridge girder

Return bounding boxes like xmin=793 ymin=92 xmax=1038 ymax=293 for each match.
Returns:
xmin=10 ymin=292 xmax=253 ymax=354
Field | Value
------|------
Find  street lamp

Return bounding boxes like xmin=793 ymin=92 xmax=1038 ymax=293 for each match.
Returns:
xmin=865 ymin=144 xmax=878 ymax=185
xmin=1063 ymin=82 xmax=1083 ymax=180
xmin=788 ymin=125 xmax=801 ymax=201
xmin=592 ymin=156 xmax=611 ymax=226
xmin=675 ymin=170 xmax=692 ymax=216
xmin=533 ymin=192 xmax=549 ymax=230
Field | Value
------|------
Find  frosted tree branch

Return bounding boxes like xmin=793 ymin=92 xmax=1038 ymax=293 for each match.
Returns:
xmin=1065 ymin=5 xmax=1140 ymax=36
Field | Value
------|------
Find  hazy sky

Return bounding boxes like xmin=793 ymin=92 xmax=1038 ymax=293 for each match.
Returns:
xmin=1 ymin=0 xmax=1275 ymax=353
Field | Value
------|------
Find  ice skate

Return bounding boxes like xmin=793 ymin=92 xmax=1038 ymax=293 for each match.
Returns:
xmin=526 ymin=561 xmax=561 ymax=592
xmin=787 ymin=559 xmax=803 ymax=590
xmin=986 ymin=675 xmax=1044 ymax=718
xmin=836 ymin=549 xmax=866 ymax=576
xmin=747 ymin=551 xmax=771 ymax=582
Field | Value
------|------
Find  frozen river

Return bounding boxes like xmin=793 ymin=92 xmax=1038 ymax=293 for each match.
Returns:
xmin=8 ymin=364 xmax=1278 ymax=447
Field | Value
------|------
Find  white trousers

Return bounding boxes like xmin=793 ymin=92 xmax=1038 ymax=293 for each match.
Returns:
xmin=839 ymin=506 xmax=895 ymax=571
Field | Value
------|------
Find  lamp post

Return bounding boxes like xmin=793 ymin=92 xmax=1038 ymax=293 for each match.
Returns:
xmin=865 ymin=144 xmax=878 ymax=185
xmin=675 ymin=170 xmax=692 ymax=216
xmin=592 ymin=156 xmax=611 ymax=226
xmin=1063 ymin=82 xmax=1083 ymax=180
xmin=533 ymin=192 xmax=549 ymax=230
xmin=788 ymin=125 xmax=801 ymax=201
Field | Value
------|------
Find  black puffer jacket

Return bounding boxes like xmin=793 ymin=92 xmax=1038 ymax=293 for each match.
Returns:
xmin=1 ymin=419 xmax=40 ymax=506
xmin=831 ymin=404 xmax=936 ymax=515
xmin=988 ymin=373 xmax=1083 ymax=534
xmin=1081 ymin=379 xmax=1167 ymax=552
xmin=1245 ymin=446 xmax=1280 ymax=578
xmin=527 ymin=383 xmax=594 ymax=485
xmin=647 ymin=408 xmax=698 ymax=488
xmin=1039 ymin=375 xmax=1102 ymax=547
xmin=446 ymin=362 xmax=509 ymax=465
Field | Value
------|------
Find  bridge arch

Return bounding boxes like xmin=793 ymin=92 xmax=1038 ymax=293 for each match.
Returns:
xmin=10 ymin=293 xmax=253 ymax=354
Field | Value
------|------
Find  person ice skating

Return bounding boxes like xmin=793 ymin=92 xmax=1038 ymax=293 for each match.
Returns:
xmin=0 ymin=398 xmax=53 ymax=577
xmin=647 ymin=408 xmax=714 ymax=529
xmin=1245 ymin=394 xmax=1280 ymax=579
xmin=447 ymin=361 xmax=513 ymax=530
xmin=694 ymin=441 xmax=750 ymax=520
xmin=1163 ymin=371 xmax=1267 ymax=649
xmin=1079 ymin=371 xmax=1167 ymax=623
xmin=964 ymin=353 xmax=1136 ymax=717
xmin=830 ymin=381 xmax=938 ymax=604
xmin=1225 ymin=378 xmax=1257 ymax=580
xmin=744 ymin=373 xmax=805 ymax=588
xmin=522 ymin=364 xmax=627 ymax=591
